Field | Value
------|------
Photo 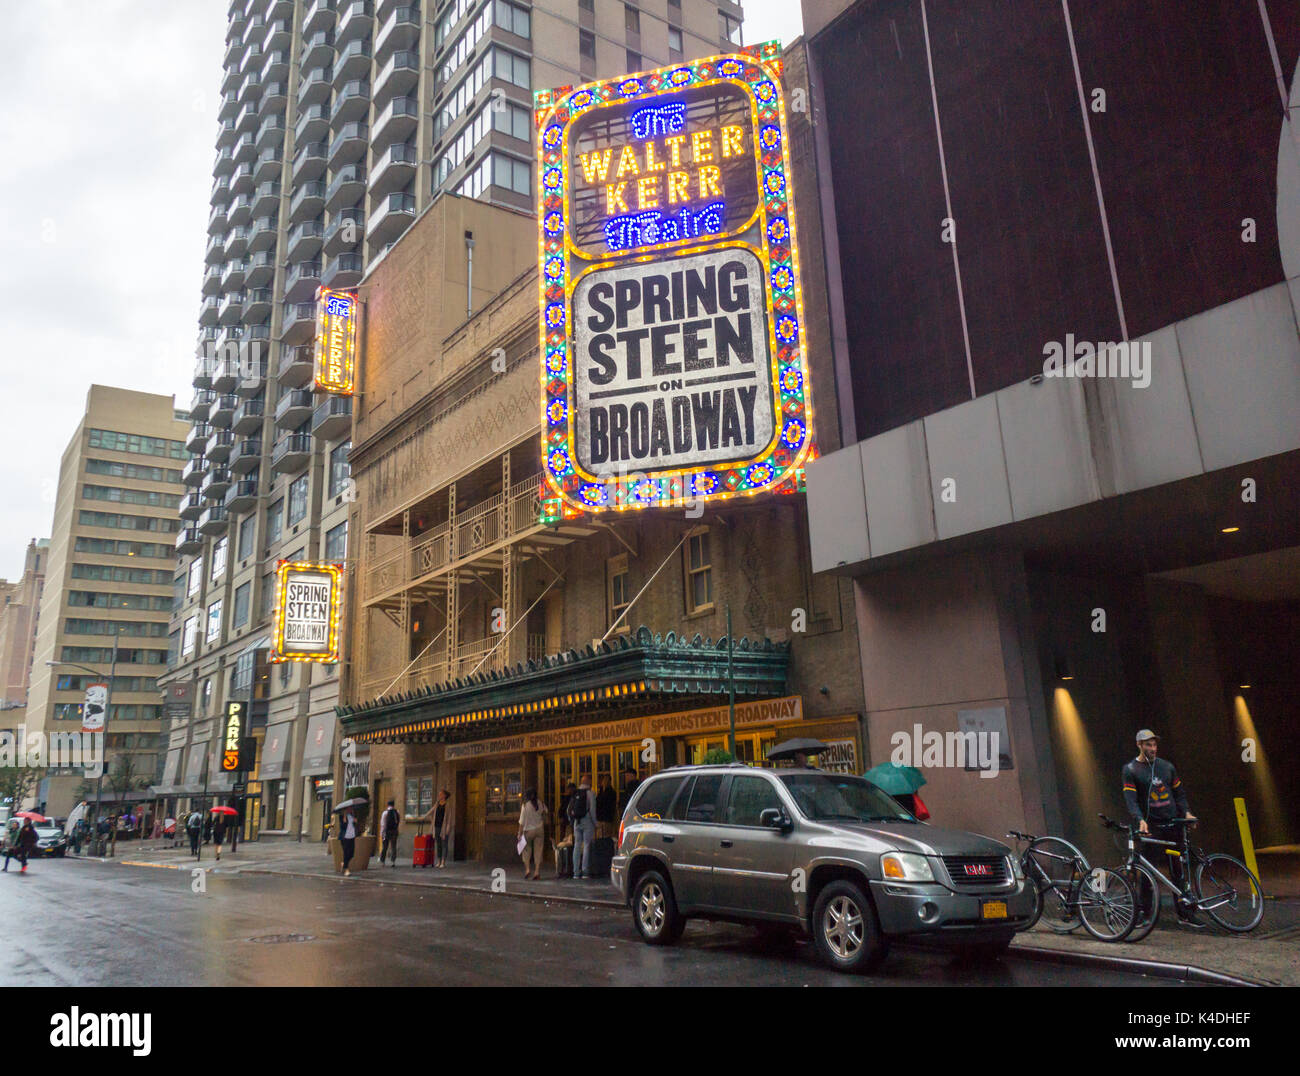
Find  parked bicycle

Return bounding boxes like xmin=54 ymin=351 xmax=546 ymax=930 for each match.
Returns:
xmin=1006 ymin=830 xmax=1136 ymax=942
xmin=1099 ymin=814 xmax=1264 ymax=938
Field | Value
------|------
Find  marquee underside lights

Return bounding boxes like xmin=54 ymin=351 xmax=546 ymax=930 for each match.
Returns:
xmin=314 ymin=288 xmax=358 ymax=395
xmin=271 ymin=560 xmax=344 ymax=664
xmin=535 ymin=41 xmax=816 ymax=522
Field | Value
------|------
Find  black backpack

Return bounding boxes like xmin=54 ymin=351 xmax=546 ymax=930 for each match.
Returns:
xmin=568 ymin=789 xmax=588 ymax=821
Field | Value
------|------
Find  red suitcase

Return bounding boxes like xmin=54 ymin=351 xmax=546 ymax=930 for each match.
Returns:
xmin=413 ymin=834 xmax=435 ymax=867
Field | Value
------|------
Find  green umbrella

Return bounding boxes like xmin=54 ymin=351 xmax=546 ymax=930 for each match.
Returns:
xmin=863 ymin=762 xmax=926 ymax=795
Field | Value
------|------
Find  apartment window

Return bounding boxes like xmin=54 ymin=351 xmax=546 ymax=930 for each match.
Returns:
xmin=232 ymin=582 xmax=251 ymax=628
xmin=579 ymin=0 xmax=594 ymax=10
xmin=579 ymin=29 xmax=595 ymax=60
xmin=625 ymin=4 xmax=640 ymax=33
xmin=187 ymin=558 xmax=203 ymax=597
xmin=238 ymin=515 xmax=256 ymax=561
xmin=668 ymin=0 xmax=681 ymax=12
xmin=328 ymin=442 xmax=351 ymax=497
xmin=211 ymin=536 xmax=228 ymax=581
xmin=85 ymin=458 xmax=180 ymax=483
xmin=627 ymin=49 xmax=641 ymax=72
xmin=182 ymin=615 xmax=198 ymax=657
xmin=206 ymin=600 xmax=223 ymax=643
xmin=266 ymin=498 xmax=283 ymax=546
xmin=668 ymin=26 xmax=683 ymax=58
xmin=493 ymin=47 xmax=530 ymax=89
xmin=87 ymin=429 xmax=187 ymax=459
xmin=260 ymin=571 xmax=276 ymax=619
xmin=81 ymin=485 xmax=181 ymax=508
xmin=720 ymin=9 xmax=742 ymax=45
xmin=64 ymin=619 xmax=167 ymax=637
xmin=73 ymin=537 xmax=170 ymax=559
xmin=325 ymin=521 xmax=348 ymax=561
xmin=494 ymin=0 xmax=529 ymax=38
xmin=493 ymin=154 xmax=531 ymax=195
xmin=492 ymin=101 xmax=532 ymax=142
xmin=288 ymin=474 xmax=308 ymax=526
xmin=202 ymin=678 xmax=213 ymax=709
xmin=608 ymin=554 xmax=630 ymax=633
xmin=78 ymin=510 xmax=179 ymax=533
xmin=684 ymin=528 xmax=713 ymax=614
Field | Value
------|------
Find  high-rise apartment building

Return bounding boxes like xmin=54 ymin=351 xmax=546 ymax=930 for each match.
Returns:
xmin=165 ymin=0 xmax=743 ymax=841
xmin=0 ymin=539 xmax=48 ymax=709
xmin=26 ymin=387 xmax=189 ymax=818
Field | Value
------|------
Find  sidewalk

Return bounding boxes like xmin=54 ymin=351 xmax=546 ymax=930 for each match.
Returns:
xmin=95 ymin=839 xmax=1298 ymax=984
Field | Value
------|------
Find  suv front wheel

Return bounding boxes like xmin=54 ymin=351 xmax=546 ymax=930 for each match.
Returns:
xmin=812 ymin=880 xmax=888 ymax=973
xmin=632 ymin=869 xmax=686 ymax=946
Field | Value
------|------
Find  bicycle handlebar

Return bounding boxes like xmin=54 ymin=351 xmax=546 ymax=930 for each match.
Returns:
xmin=1006 ymin=830 xmax=1036 ymax=842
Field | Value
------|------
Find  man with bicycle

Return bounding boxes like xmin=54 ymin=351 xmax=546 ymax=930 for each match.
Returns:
xmin=1123 ymin=730 xmax=1197 ymax=912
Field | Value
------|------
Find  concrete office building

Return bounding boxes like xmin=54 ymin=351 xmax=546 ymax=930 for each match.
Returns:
xmin=801 ymin=0 xmax=1300 ymax=872
xmin=26 ymin=387 xmax=189 ymax=819
xmin=0 ymin=539 xmax=49 ymax=709
xmin=163 ymin=0 xmax=745 ymax=841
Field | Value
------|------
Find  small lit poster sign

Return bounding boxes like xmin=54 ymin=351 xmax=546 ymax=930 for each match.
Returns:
xmin=535 ymin=42 xmax=815 ymax=519
xmin=314 ymin=288 xmax=358 ymax=395
xmin=221 ymin=700 xmax=246 ymax=773
xmin=271 ymin=560 xmax=344 ymax=664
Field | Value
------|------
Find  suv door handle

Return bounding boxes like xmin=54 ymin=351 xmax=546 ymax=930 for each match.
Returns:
xmin=660 ymin=835 xmax=674 ymax=843
xmin=720 ymin=840 xmax=733 ymax=848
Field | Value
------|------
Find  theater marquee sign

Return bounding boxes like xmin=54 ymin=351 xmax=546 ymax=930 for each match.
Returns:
xmin=535 ymin=42 xmax=815 ymax=519
xmin=271 ymin=560 xmax=344 ymax=664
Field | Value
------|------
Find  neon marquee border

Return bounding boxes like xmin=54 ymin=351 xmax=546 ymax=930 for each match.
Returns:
xmin=270 ymin=560 xmax=344 ymax=664
xmin=534 ymin=41 xmax=817 ymax=522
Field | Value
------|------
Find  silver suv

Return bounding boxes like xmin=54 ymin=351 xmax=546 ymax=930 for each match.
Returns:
xmin=612 ymin=765 xmax=1036 ymax=973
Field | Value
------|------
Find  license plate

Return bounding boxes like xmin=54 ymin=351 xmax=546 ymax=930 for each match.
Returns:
xmin=981 ymin=900 xmax=1008 ymax=920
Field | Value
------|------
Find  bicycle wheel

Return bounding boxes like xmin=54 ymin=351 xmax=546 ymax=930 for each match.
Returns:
xmin=1019 ymin=862 xmax=1043 ymax=931
xmin=1195 ymin=853 xmax=1264 ymax=932
xmin=1118 ymin=864 xmax=1161 ymax=942
xmin=1076 ymin=867 xmax=1137 ymax=941
xmin=1026 ymin=837 xmax=1084 ymax=933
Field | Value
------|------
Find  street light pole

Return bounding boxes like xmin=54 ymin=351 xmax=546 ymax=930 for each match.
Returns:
xmin=96 ymin=631 xmax=117 ymax=856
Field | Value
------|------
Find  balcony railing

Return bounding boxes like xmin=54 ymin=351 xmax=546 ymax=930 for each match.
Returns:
xmin=364 ymin=473 xmax=544 ymax=602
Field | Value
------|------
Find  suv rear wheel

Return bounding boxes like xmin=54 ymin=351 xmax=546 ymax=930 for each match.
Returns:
xmin=812 ymin=880 xmax=888 ymax=973
xmin=632 ymin=869 xmax=686 ymax=946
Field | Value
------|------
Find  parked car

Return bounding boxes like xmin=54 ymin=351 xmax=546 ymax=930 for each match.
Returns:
xmin=32 ymin=824 xmax=69 ymax=858
xmin=612 ymin=764 xmax=1036 ymax=973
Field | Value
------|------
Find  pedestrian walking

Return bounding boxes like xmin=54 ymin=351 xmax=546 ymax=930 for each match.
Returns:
xmin=228 ymin=800 xmax=240 ymax=854
xmin=378 ymin=800 xmax=400 ymax=866
xmin=517 ymin=788 xmax=547 ymax=880
xmin=212 ymin=812 xmax=227 ymax=861
xmin=338 ymin=806 xmax=359 ymax=876
xmin=186 ymin=810 xmax=203 ymax=857
xmin=595 ymin=773 xmax=616 ymax=839
xmin=554 ymin=781 xmax=576 ymax=878
xmin=567 ymin=775 xmax=597 ymax=879
xmin=202 ymin=813 xmax=213 ymax=845
xmin=618 ymin=767 xmax=640 ymax=814
xmin=424 ymin=790 xmax=452 ymax=868
xmin=3 ymin=819 xmax=39 ymax=873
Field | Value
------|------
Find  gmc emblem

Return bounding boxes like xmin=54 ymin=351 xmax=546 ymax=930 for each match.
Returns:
xmin=963 ymin=863 xmax=993 ymax=876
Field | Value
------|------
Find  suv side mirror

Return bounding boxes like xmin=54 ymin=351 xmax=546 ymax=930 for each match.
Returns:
xmin=760 ymin=808 xmax=792 ymax=832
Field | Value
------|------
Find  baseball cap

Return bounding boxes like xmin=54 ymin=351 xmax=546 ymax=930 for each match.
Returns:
xmin=1135 ymin=729 xmax=1160 ymax=744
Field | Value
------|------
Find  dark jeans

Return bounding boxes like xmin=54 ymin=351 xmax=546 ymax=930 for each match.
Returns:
xmin=4 ymin=849 xmax=28 ymax=870
xmin=435 ymin=834 xmax=448 ymax=863
xmin=381 ymin=835 xmax=397 ymax=864
xmin=188 ymin=831 xmax=200 ymax=856
xmin=1147 ymin=822 xmax=1186 ymax=888
xmin=340 ymin=837 xmax=355 ymax=871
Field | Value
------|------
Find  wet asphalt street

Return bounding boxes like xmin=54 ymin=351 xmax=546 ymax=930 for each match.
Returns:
xmin=0 ymin=857 xmax=1184 ymax=987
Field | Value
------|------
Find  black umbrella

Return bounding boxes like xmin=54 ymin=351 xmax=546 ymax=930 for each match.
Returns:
xmin=767 ymin=738 xmax=831 ymax=762
xmin=332 ymin=797 xmax=368 ymax=812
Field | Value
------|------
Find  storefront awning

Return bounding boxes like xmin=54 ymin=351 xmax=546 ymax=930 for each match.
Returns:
xmin=339 ymin=625 xmax=790 ymax=746
xmin=259 ymin=722 xmax=292 ymax=780
xmin=178 ymin=740 xmax=208 ymax=794
xmin=301 ymin=713 xmax=336 ymax=776
xmin=149 ymin=747 xmax=184 ymax=795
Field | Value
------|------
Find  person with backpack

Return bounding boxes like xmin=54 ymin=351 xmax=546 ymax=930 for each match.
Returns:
xmin=378 ymin=800 xmax=400 ymax=867
xmin=186 ymin=810 xmax=203 ymax=857
xmin=567 ymin=774 xmax=597 ymax=879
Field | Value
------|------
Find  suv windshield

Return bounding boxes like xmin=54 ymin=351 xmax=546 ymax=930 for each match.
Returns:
xmin=779 ymin=774 xmax=917 ymax=823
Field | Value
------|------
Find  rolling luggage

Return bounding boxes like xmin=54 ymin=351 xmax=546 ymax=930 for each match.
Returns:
xmin=413 ymin=834 xmax=435 ymax=867
xmin=589 ymin=836 xmax=615 ymax=877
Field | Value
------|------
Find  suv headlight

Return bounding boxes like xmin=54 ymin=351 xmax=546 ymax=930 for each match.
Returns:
xmin=881 ymin=851 xmax=935 ymax=882
xmin=1010 ymin=854 xmax=1023 ymax=880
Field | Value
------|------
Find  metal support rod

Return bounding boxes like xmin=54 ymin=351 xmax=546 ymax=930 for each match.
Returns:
xmin=600 ymin=533 xmax=689 ymax=644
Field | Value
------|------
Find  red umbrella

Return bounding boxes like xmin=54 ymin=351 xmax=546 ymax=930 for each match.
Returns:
xmin=209 ymin=806 xmax=238 ymax=815
xmin=14 ymin=811 xmax=47 ymax=823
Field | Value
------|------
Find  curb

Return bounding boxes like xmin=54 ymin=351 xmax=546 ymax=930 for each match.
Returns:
xmin=236 ymin=865 xmax=626 ymax=909
xmin=1007 ymin=940 xmax=1272 ymax=987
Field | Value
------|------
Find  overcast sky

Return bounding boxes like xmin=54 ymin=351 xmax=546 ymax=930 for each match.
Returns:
xmin=0 ymin=0 xmax=802 ymax=581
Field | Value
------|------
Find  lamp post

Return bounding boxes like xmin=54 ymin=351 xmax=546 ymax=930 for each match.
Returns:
xmin=47 ymin=629 xmax=118 ymax=855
